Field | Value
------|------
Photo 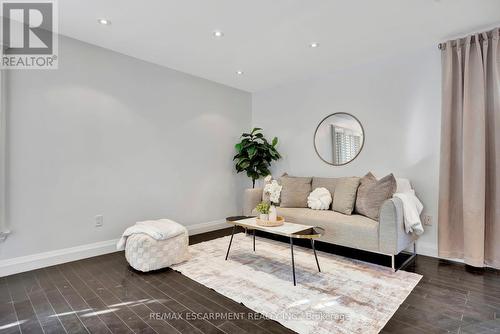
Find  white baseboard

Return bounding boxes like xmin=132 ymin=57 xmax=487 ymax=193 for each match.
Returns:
xmin=186 ymin=219 xmax=228 ymax=235
xmin=0 ymin=219 xmax=229 ymax=277
xmin=0 ymin=239 xmax=119 ymax=277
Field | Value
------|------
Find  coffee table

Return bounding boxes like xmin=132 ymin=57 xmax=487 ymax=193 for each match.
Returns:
xmin=225 ymin=216 xmax=324 ymax=286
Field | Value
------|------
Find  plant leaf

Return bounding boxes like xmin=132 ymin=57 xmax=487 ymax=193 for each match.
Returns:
xmin=251 ymin=127 xmax=262 ymax=134
xmin=238 ymin=161 xmax=250 ymax=169
xmin=248 ymin=147 xmax=257 ymax=159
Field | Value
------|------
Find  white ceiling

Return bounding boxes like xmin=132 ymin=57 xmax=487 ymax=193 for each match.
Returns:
xmin=59 ymin=0 xmax=500 ymax=92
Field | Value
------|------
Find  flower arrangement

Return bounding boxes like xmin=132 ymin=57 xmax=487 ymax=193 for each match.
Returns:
xmin=264 ymin=177 xmax=282 ymax=205
xmin=263 ymin=175 xmax=282 ymax=222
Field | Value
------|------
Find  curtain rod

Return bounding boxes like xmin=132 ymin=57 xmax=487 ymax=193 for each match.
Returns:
xmin=438 ymin=27 xmax=499 ymax=50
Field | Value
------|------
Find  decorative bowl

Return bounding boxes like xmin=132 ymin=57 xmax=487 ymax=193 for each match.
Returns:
xmin=256 ymin=216 xmax=285 ymax=227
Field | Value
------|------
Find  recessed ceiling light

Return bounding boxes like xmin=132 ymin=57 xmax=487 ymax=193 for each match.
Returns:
xmin=213 ymin=30 xmax=224 ymax=38
xmin=236 ymin=70 xmax=244 ymax=75
xmin=309 ymin=42 xmax=320 ymax=48
xmin=97 ymin=18 xmax=111 ymax=25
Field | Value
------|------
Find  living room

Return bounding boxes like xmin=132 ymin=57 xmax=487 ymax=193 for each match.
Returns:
xmin=0 ymin=1 xmax=499 ymax=333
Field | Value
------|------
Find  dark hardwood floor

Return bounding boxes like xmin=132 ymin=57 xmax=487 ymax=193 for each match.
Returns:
xmin=1 ymin=228 xmax=500 ymax=334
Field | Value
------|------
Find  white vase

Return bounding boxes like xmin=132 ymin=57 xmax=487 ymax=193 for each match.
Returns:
xmin=269 ymin=205 xmax=277 ymax=222
xmin=259 ymin=213 xmax=269 ymax=221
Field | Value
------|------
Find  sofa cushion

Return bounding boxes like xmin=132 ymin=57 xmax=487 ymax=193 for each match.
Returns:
xmin=332 ymin=177 xmax=360 ymax=215
xmin=279 ymin=175 xmax=312 ymax=208
xmin=355 ymin=172 xmax=397 ymax=220
xmin=277 ymin=207 xmax=379 ymax=252
xmin=311 ymin=177 xmax=338 ymax=198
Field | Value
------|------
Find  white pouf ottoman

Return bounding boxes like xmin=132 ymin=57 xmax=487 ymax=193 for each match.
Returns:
xmin=124 ymin=224 xmax=189 ymax=272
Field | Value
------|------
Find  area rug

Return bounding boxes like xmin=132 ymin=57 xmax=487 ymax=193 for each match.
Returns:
xmin=172 ymin=234 xmax=421 ymax=334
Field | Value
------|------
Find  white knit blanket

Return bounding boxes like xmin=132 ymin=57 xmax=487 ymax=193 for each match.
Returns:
xmin=116 ymin=219 xmax=186 ymax=250
xmin=393 ymin=190 xmax=424 ymax=235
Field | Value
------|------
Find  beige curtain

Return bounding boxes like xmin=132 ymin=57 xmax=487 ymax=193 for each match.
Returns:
xmin=439 ymin=28 xmax=500 ymax=268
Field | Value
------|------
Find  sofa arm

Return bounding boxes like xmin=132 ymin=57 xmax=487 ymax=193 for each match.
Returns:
xmin=378 ymin=197 xmax=417 ymax=255
xmin=243 ymin=188 xmax=263 ymax=216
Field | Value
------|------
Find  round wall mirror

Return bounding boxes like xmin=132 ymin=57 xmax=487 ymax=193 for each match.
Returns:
xmin=314 ymin=113 xmax=365 ymax=166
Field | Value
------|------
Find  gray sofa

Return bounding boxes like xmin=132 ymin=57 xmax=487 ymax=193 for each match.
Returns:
xmin=243 ymin=185 xmax=417 ymax=270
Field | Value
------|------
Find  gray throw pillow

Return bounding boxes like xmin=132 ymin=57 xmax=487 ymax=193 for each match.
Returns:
xmin=279 ymin=175 xmax=312 ymax=208
xmin=355 ymin=172 xmax=397 ymax=220
xmin=311 ymin=177 xmax=338 ymax=199
xmin=332 ymin=177 xmax=360 ymax=215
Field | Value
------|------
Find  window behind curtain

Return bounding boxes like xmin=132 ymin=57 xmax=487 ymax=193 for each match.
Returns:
xmin=333 ymin=126 xmax=362 ymax=165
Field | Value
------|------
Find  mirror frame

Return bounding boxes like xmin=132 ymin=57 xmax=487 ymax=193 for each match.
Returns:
xmin=313 ymin=112 xmax=365 ymax=166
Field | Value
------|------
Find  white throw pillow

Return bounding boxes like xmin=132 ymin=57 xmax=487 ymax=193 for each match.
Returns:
xmin=307 ymin=187 xmax=332 ymax=210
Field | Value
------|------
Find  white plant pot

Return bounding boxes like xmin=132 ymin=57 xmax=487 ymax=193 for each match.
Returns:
xmin=259 ymin=213 xmax=269 ymax=221
xmin=269 ymin=205 xmax=278 ymax=222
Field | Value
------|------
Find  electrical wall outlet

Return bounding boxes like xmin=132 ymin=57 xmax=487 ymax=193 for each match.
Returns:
xmin=422 ymin=214 xmax=432 ymax=226
xmin=95 ymin=215 xmax=103 ymax=227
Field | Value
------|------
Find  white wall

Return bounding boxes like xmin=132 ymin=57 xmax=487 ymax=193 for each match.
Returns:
xmin=252 ymin=46 xmax=441 ymax=257
xmin=0 ymin=36 xmax=251 ymax=260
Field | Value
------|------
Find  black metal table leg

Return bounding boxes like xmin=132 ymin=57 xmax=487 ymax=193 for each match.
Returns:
xmin=225 ymin=225 xmax=236 ymax=260
xmin=253 ymin=229 xmax=255 ymax=251
xmin=290 ymin=237 xmax=296 ymax=286
xmin=311 ymin=239 xmax=321 ymax=272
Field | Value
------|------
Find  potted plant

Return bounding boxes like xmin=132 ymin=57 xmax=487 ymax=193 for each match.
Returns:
xmin=233 ymin=128 xmax=281 ymax=188
xmin=255 ymin=202 xmax=270 ymax=221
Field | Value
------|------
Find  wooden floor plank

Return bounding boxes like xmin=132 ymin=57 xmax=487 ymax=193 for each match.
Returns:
xmin=5 ymin=274 xmax=45 ymax=334
xmin=0 ymin=278 xmax=21 ymax=334
xmin=67 ymin=261 xmax=157 ymax=334
xmin=43 ymin=266 xmax=112 ymax=334
xmin=102 ymin=262 xmax=217 ymax=334
xmin=20 ymin=270 xmax=67 ymax=334
xmin=33 ymin=269 xmax=88 ymax=334
xmin=82 ymin=256 xmax=193 ymax=334
xmin=56 ymin=263 xmax=133 ymax=333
